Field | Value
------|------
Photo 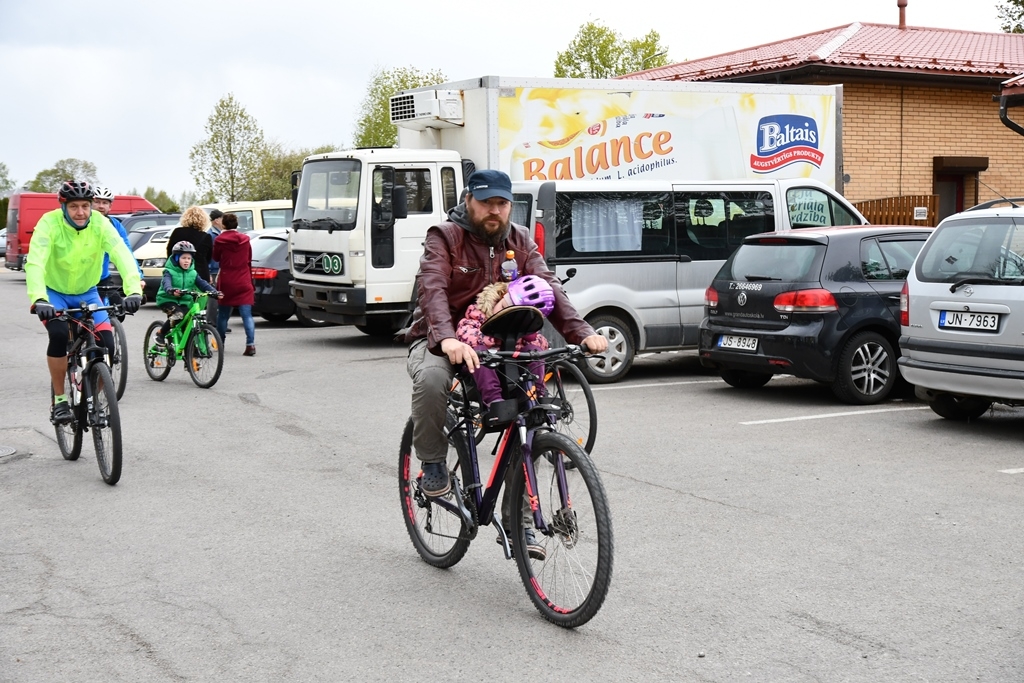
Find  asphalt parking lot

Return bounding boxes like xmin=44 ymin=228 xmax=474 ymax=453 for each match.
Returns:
xmin=1 ymin=267 xmax=1022 ymax=682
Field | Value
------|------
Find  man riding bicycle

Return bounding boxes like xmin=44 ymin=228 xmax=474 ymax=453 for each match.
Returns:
xmin=92 ymin=185 xmax=140 ymax=307
xmin=25 ymin=181 xmax=143 ymax=424
xmin=404 ymin=169 xmax=607 ymax=499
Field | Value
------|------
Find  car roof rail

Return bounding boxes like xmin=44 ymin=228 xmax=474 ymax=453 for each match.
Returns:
xmin=965 ymin=197 xmax=1024 ymax=211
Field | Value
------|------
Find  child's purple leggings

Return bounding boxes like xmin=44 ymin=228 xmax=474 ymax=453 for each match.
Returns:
xmin=474 ymin=343 xmax=545 ymax=406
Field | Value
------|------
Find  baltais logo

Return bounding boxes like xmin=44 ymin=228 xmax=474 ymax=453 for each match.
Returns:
xmin=750 ymin=114 xmax=824 ymax=173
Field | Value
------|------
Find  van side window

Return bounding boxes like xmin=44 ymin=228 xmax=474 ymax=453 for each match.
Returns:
xmin=554 ymin=192 xmax=673 ymax=259
xmin=787 ymin=187 xmax=859 ymax=227
xmin=512 ymin=194 xmax=533 ymax=227
xmin=395 ymin=169 xmax=432 ymax=214
xmin=441 ymin=167 xmax=457 ymax=212
xmin=675 ymin=191 xmax=774 ymax=261
xmin=261 ymin=208 xmax=292 ymax=228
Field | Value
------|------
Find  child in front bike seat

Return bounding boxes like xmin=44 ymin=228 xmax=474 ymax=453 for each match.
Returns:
xmin=455 ymin=275 xmax=555 ymax=409
xmin=155 ymin=240 xmax=221 ymax=347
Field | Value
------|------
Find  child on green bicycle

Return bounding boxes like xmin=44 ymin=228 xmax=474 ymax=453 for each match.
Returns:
xmin=155 ymin=240 xmax=221 ymax=347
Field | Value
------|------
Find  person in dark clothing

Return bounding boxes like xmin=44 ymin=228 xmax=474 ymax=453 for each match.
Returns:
xmin=166 ymin=206 xmax=214 ymax=281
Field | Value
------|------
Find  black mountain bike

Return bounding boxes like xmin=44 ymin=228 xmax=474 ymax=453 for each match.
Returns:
xmin=97 ymin=285 xmax=128 ymax=400
xmin=399 ymin=306 xmax=613 ymax=628
xmin=43 ymin=303 xmax=127 ymax=485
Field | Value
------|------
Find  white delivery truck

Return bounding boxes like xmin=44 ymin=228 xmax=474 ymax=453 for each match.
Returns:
xmin=289 ymin=75 xmax=863 ymax=379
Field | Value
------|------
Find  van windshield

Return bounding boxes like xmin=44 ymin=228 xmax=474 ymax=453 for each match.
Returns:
xmin=916 ymin=217 xmax=1024 ymax=283
xmin=294 ymin=159 xmax=361 ymax=231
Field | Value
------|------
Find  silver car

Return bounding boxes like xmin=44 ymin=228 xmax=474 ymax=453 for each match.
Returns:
xmin=899 ymin=199 xmax=1024 ymax=419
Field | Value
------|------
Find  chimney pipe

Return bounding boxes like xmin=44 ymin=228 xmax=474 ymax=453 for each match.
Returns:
xmin=898 ymin=0 xmax=907 ymax=29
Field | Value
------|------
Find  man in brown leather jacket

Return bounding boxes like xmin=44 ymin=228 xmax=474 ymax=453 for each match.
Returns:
xmin=405 ymin=169 xmax=607 ymax=500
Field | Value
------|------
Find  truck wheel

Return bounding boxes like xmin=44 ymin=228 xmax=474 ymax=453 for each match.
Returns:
xmin=296 ymin=309 xmax=331 ymax=328
xmin=581 ymin=315 xmax=634 ymax=384
xmin=929 ymin=394 xmax=991 ymax=421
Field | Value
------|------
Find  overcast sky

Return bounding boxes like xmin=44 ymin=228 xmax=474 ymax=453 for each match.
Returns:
xmin=0 ymin=0 xmax=1003 ymax=198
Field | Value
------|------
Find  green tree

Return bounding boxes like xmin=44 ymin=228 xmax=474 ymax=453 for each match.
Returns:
xmin=554 ymin=22 xmax=670 ymax=78
xmin=999 ymin=0 xmax=1024 ymax=32
xmin=0 ymin=162 xmax=15 ymax=196
xmin=142 ymin=187 xmax=180 ymax=213
xmin=353 ymin=66 xmax=447 ymax=148
xmin=177 ymin=189 xmax=216 ymax=210
xmin=0 ymin=198 xmax=8 ymax=230
xmin=26 ymin=158 xmax=99 ymax=192
xmin=250 ymin=142 xmax=337 ymax=200
xmin=189 ymin=93 xmax=267 ymax=202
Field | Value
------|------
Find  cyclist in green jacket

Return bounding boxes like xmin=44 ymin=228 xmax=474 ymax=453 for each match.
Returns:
xmin=154 ymin=240 xmax=221 ymax=347
xmin=26 ymin=181 xmax=143 ymax=424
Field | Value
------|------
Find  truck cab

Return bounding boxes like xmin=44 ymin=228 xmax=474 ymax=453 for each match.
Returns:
xmin=288 ymin=148 xmax=469 ymax=336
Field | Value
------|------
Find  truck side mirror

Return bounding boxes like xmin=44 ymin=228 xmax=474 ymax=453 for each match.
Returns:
xmin=290 ymin=170 xmax=301 ymax=210
xmin=393 ymin=186 xmax=408 ymax=220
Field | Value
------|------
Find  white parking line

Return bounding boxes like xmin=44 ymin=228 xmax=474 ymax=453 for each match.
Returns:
xmin=591 ymin=380 xmax=722 ymax=391
xmin=999 ymin=468 xmax=1024 ymax=474
xmin=741 ymin=405 xmax=929 ymax=425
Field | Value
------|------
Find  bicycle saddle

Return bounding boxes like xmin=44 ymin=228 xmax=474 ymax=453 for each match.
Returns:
xmin=480 ymin=305 xmax=544 ymax=351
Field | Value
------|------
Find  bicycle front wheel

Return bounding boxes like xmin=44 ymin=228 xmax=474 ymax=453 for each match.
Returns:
xmin=185 ymin=323 xmax=224 ymax=388
xmin=53 ymin=364 xmax=83 ymax=461
xmin=143 ymin=321 xmax=172 ymax=381
xmin=109 ymin=316 xmax=128 ymax=400
xmin=545 ymin=360 xmax=598 ymax=454
xmin=398 ymin=417 xmax=473 ymax=568
xmin=87 ymin=363 xmax=122 ymax=485
xmin=510 ymin=431 xmax=613 ymax=628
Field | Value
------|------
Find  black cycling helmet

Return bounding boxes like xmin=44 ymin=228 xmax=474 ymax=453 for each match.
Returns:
xmin=171 ymin=240 xmax=197 ymax=254
xmin=58 ymin=180 xmax=94 ymax=203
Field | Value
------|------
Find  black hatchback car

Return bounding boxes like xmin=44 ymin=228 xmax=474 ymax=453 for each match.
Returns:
xmin=699 ymin=226 xmax=933 ymax=404
xmin=249 ymin=229 xmax=329 ymax=327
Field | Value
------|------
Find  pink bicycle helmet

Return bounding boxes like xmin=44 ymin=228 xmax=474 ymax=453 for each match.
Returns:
xmin=507 ymin=275 xmax=555 ymax=317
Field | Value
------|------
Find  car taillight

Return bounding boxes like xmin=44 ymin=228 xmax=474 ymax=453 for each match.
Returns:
xmin=773 ymin=289 xmax=838 ymax=313
xmin=534 ymin=221 xmax=545 ymax=256
xmin=704 ymin=286 xmax=719 ymax=308
xmin=251 ymin=267 xmax=278 ymax=279
xmin=900 ymin=280 xmax=909 ymax=326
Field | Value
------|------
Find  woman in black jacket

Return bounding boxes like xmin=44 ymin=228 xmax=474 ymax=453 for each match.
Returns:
xmin=166 ymin=206 xmax=214 ymax=280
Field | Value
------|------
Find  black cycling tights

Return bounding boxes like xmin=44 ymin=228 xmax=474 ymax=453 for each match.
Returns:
xmin=46 ymin=319 xmax=114 ymax=361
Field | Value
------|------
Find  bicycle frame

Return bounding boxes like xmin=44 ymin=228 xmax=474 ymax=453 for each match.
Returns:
xmin=438 ymin=347 xmax=581 ymax=550
xmin=59 ymin=305 xmax=116 ymax=414
xmin=165 ymin=291 xmax=211 ymax=354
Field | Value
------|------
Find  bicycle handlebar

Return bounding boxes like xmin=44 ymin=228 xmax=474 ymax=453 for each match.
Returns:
xmin=477 ymin=345 xmax=592 ymax=370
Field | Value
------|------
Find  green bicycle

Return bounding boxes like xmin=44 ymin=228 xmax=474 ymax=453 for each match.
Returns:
xmin=143 ymin=290 xmax=225 ymax=388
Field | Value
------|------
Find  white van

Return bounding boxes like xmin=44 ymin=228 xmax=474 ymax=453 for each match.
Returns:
xmin=201 ymin=200 xmax=293 ymax=232
xmin=512 ymin=178 xmax=868 ymax=383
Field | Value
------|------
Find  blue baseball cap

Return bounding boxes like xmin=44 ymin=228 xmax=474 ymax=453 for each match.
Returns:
xmin=466 ymin=169 xmax=513 ymax=202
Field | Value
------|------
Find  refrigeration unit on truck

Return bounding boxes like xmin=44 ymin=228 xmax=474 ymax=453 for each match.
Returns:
xmin=289 ymin=75 xmax=861 ymax=378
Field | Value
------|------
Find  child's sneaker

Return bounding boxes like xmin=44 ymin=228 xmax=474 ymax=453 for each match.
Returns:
xmin=154 ymin=333 xmax=166 ymax=349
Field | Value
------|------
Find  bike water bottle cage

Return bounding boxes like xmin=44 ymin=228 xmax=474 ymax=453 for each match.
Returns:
xmin=507 ymin=275 xmax=555 ymax=317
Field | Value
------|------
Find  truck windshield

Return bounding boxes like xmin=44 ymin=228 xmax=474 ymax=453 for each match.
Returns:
xmin=294 ymin=159 xmax=361 ymax=231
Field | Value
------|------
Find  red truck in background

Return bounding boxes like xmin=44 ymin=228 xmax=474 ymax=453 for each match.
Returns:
xmin=4 ymin=190 xmax=159 ymax=270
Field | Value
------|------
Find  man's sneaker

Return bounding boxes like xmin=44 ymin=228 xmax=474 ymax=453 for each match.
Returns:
xmin=420 ymin=461 xmax=450 ymax=497
xmin=51 ymin=401 xmax=73 ymax=425
xmin=524 ymin=529 xmax=547 ymax=561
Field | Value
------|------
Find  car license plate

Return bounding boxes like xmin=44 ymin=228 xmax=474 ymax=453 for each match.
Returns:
xmin=718 ymin=335 xmax=758 ymax=351
xmin=939 ymin=311 xmax=999 ymax=331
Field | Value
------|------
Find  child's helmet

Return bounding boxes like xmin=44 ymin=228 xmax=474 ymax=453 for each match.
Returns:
xmin=171 ymin=241 xmax=196 ymax=254
xmin=507 ymin=275 xmax=555 ymax=317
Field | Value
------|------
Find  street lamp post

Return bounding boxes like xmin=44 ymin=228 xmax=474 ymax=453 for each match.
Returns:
xmin=641 ymin=51 xmax=668 ymax=70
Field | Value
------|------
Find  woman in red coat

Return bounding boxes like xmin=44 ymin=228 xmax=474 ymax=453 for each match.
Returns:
xmin=212 ymin=213 xmax=257 ymax=356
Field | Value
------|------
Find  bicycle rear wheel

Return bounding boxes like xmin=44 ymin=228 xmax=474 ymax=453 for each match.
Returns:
xmin=186 ymin=323 xmax=223 ymax=388
xmin=398 ymin=417 xmax=473 ymax=568
xmin=510 ymin=431 xmax=613 ymax=628
xmin=143 ymin=321 xmax=172 ymax=381
xmin=53 ymin=364 xmax=83 ymax=461
xmin=87 ymin=363 xmax=122 ymax=485
xmin=109 ymin=316 xmax=128 ymax=400
xmin=544 ymin=360 xmax=598 ymax=454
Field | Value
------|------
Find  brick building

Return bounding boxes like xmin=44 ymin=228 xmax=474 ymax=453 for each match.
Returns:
xmin=624 ymin=8 xmax=1024 ymax=224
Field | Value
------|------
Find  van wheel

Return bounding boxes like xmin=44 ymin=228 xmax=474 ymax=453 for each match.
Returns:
xmin=831 ymin=332 xmax=896 ymax=405
xmin=929 ymin=394 xmax=991 ymax=421
xmin=582 ymin=315 xmax=634 ymax=384
xmin=720 ymin=369 xmax=772 ymax=389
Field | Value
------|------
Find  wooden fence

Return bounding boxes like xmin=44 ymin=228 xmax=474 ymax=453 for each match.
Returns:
xmin=852 ymin=194 xmax=938 ymax=226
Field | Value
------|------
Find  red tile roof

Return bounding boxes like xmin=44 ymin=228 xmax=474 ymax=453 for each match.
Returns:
xmin=624 ymin=23 xmax=1024 ymax=82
